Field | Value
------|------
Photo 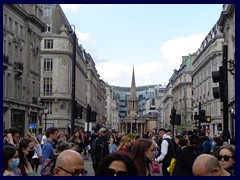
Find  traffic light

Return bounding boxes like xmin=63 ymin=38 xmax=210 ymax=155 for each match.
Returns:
xmin=91 ymin=111 xmax=97 ymax=122
xmin=86 ymin=104 xmax=92 ymax=122
xmin=206 ymin=116 xmax=211 ymax=123
xmin=194 ymin=113 xmax=199 ymax=120
xmin=212 ymin=66 xmax=225 ymax=101
xmin=76 ymin=105 xmax=83 ymax=119
xmin=74 ymin=101 xmax=82 ymax=119
xmin=199 ymin=109 xmax=206 ymax=122
xmin=212 ymin=45 xmax=228 ymax=102
xmin=175 ymin=114 xmax=181 ymax=125
xmin=170 ymin=107 xmax=176 ymax=125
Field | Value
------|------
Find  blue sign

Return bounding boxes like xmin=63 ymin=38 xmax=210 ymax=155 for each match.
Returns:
xmin=29 ymin=123 xmax=38 ymax=129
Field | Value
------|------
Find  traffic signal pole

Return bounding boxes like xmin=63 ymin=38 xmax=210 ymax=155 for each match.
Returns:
xmin=198 ymin=102 xmax=201 ymax=133
xmin=222 ymin=45 xmax=230 ymax=143
xmin=71 ymin=27 xmax=76 ymax=136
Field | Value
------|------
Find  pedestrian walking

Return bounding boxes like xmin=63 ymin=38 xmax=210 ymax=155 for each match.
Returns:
xmin=17 ymin=138 xmax=35 ymax=176
xmin=53 ymin=149 xmax=87 ymax=176
xmin=131 ymin=138 xmax=155 ymax=176
xmin=155 ymin=128 xmax=175 ymax=176
xmin=27 ymin=133 xmax=42 ymax=175
xmin=216 ymin=144 xmax=235 ymax=176
xmin=192 ymin=154 xmax=231 ymax=176
xmin=41 ymin=127 xmax=59 ymax=175
xmin=3 ymin=145 xmax=22 ymax=176
xmin=91 ymin=127 xmax=109 ymax=173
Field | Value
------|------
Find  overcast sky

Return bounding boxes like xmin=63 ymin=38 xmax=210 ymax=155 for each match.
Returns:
xmin=60 ymin=4 xmax=223 ymax=87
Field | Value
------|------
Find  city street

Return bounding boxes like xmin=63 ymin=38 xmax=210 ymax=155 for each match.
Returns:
xmin=36 ymin=157 xmax=95 ymax=176
xmin=84 ymin=158 xmax=95 ymax=176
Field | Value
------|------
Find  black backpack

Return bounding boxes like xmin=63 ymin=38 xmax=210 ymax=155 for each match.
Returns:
xmin=41 ymin=155 xmax=57 ymax=176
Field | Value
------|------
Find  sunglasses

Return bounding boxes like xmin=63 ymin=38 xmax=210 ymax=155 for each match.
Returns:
xmin=217 ymin=155 xmax=233 ymax=161
xmin=105 ymin=168 xmax=128 ymax=176
xmin=57 ymin=167 xmax=88 ymax=176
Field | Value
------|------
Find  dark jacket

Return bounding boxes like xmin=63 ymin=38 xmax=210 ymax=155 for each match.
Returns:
xmin=172 ymin=146 xmax=197 ymax=176
xmin=91 ymin=136 xmax=109 ymax=167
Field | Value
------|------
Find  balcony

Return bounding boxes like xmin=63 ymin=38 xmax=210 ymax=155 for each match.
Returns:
xmin=14 ymin=61 xmax=24 ymax=78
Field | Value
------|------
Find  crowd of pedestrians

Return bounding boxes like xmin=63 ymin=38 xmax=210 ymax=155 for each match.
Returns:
xmin=3 ymin=126 xmax=235 ymax=176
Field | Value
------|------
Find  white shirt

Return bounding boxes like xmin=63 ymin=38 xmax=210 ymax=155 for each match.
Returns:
xmin=33 ymin=144 xmax=42 ymax=159
xmin=155 ymin=134 xmax=171 ymax=162
xmin=41 ymin=135 xmax=47 ymax=145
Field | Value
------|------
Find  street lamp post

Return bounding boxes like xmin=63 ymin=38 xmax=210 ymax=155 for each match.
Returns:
xmin=43 ymin=108 xmax=49 ymax=132
xmin=132 ymin=113 xmax=139 ymax=134
xmin=70 ymin=25 xmax=76 ymax=136
xmin=231 ymin=108 xmax=235 ymax=140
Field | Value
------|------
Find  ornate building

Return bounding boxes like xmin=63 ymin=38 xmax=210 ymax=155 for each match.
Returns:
xmin=120 ymin=67 xmax=158 ymax=136
xmin=3 ymin=4 xmax=46 ymax=136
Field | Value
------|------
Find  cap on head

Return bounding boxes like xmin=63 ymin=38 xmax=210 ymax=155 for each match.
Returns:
xmin=98 ymin=127 xmax=107 ymax=133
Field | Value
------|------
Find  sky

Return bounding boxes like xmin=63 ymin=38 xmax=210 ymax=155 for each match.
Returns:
xmin=60 ymin=4 xmax=223 ymax=87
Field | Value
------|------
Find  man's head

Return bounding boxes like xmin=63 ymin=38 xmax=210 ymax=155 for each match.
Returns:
xmin=46 ymin=127 xmax=59 ymax=141
xmin=98 ymin=127 xmax=107 ymax=137
xmin=5 ymin=128 xmax=20 ymax=144
xmin=166 ymin=129 xmax=173 ymax=139
xmin=192 ymin=154 xmax=230 ymax=176
xmin=53 ymin=149 xmax=87 ymax=176
xmin=158 ymin=128 xmax=166 ymax=139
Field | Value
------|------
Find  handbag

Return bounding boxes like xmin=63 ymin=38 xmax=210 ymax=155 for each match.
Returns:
xmin=151 ymin=162 xmax=160 ymax=173
xmin=167 ymin=157 xmax=176 ymax=173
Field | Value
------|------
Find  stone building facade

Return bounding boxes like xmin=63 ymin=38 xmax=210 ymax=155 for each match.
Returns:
xmin=218 ymin=4 xmax=235 ymax=139
xmin=40 ymin=4 xmax=106 ymax=132
xmin=3 ymin=4 xmax=46 ymax=136
xmin=191 ymin=24 xmax=224 ymax=137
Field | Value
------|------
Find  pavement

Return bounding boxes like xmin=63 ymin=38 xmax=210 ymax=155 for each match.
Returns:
xmin=84 ymin=157 xmax=95 ymax=176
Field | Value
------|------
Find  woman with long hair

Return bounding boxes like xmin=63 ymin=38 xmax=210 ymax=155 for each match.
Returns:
xmin=27 ymin=133 xmax=42 ymax=175
xmin=131 ymin=138 xmax=155 ymax=176
xmin=117 ymin=136 xmax=131 ymax=155
xmin=17 ymin=138 xmax=35 ymax=176
xmin=69 ymin=130 xmax=85 ymax=155
xmin=3 ymin=145 xmax=22 ymax=176
xmin=216 ymin=144 xmax=235 ymax=176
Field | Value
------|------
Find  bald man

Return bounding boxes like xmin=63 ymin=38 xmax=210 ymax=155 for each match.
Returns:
xmin=53 ymin=149 xmax=87 ymax=176
xmin=192 ymin=154 xmax=231 ymax=176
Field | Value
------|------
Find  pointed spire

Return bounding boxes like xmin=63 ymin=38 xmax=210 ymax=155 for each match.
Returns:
xmin=130 ymin=66 xmax=137 ymax=99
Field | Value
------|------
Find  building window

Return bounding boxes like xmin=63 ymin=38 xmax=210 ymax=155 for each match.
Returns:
xmin=4 ymin=14 xmax=7 ymax=26
xmin=20 ymin=25 xmax=23 ymax=38
xmin=151 ymin=99 xmax=155 ymax=106
xmin=15 ymin=21 xmax=18 ymax=35
xmin=9 ymin=17 xmax=13 ymax=32
xmin=44 ymin=39 xmax=53 ymax=49
xmin=43 ymin=6 xmax=51 ymax=16
xmin=43 ymin=78 xmax=52 ymax=96
xmin=44 ymin=58 xmax=53 ymax=71
xmin=46 ymin=23 xmax=51 ymax=32
xmin=43 ymin=101 xmax=53 ymax=114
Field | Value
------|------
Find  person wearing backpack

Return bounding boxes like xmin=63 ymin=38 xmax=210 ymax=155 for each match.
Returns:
xmin=198 ymin=132 xmax=212 ymax=154
xmin=41 ymin=127 xmax=59 ymax=175
xmin=155 ymin=128 xmax=175 ymax=176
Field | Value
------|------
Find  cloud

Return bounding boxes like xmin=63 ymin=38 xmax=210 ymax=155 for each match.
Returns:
xmin=60 ymin=4 xmax=87 ymax=12
xmin=160 ymin=33 xmax=206 ymax=68
xmin=95 ymin=33 xmax=207 ymax=87
xmin=96 ymin=61 xmax=163 ymax=87
xmin=75 ymin=30 xmax=96 ymax=45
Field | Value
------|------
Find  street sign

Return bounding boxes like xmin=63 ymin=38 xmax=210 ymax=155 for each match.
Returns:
xmin=29 ymin=123 xmax=38 ymax=129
